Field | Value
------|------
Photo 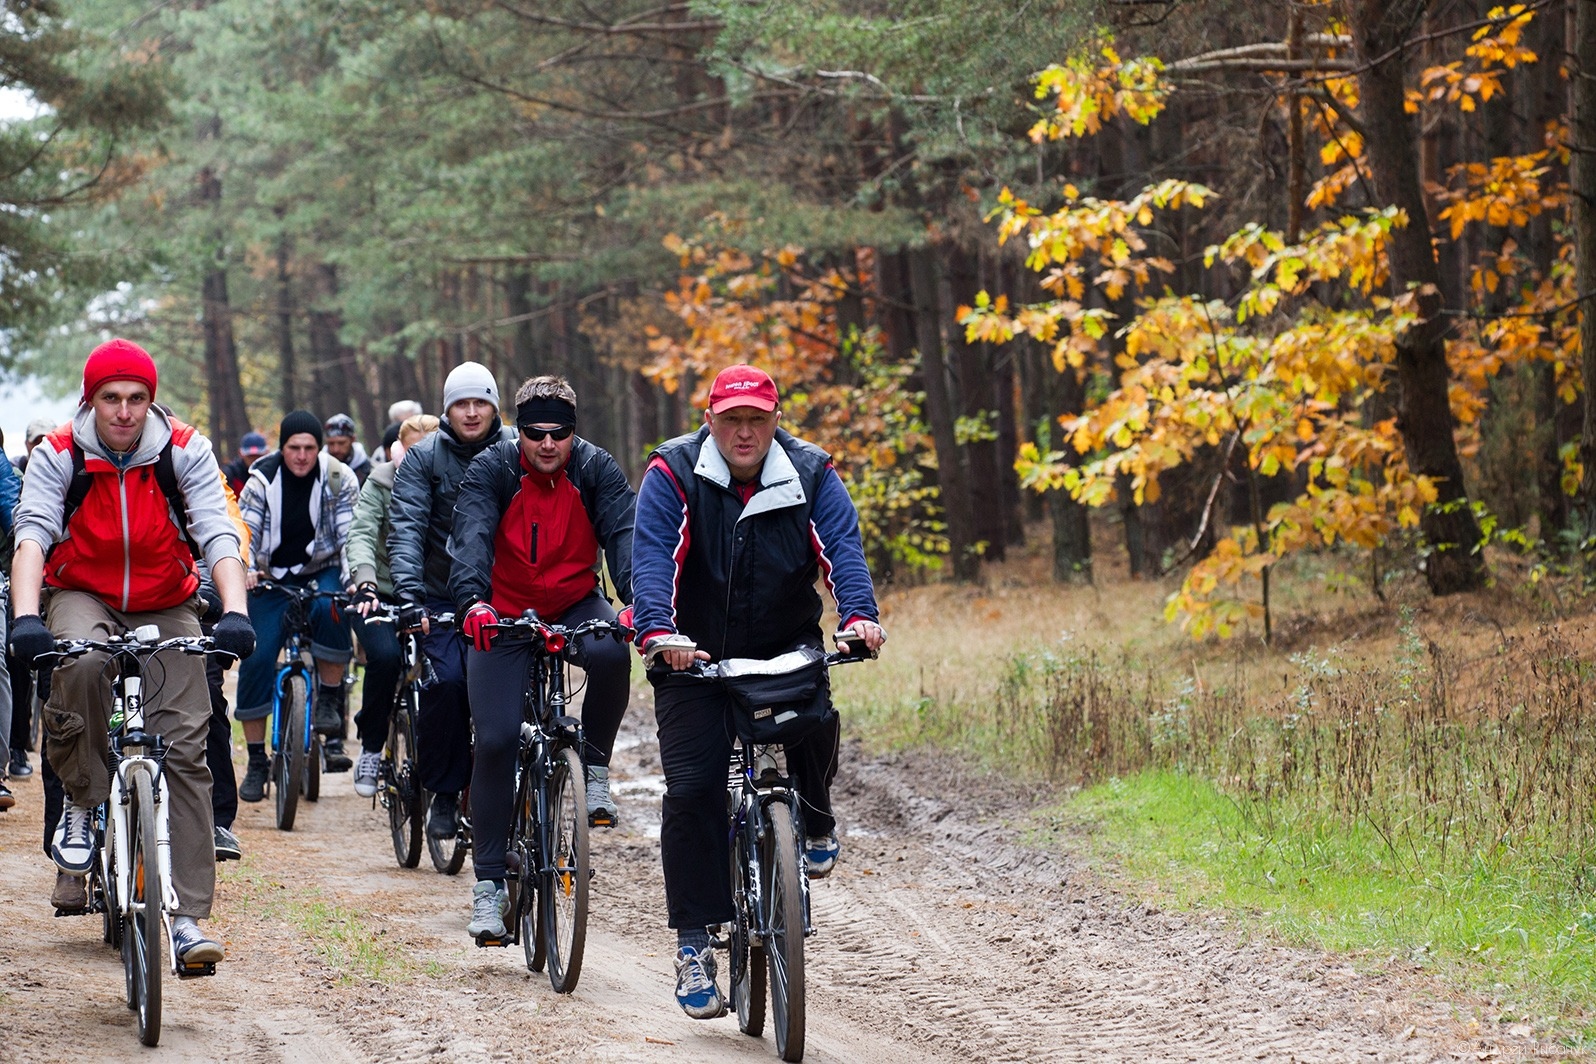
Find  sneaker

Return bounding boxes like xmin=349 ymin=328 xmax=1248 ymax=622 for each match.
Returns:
xmin=313 ymin=684 xmax=345 ymax=735
xmin=353 ymin=750 xmax=382 ymax=798
xmin=51 ymin=802 xmax=96 ymax=874
xmin=674 ymin=946 xmax=726 ymax=1019
xmin=171 ymin=916 xmax=225 ymax=965
xmin=214 ymin=825 xmax=243 ymax=862
xmin=239 ymin=756 xmax=270 ymax=803
xmin=0 ymin=782 xmax=13 ymax=811
xmin=427 ymin=792 xmax=459 ymax=840
xmin=322 ymin=738 xmax=353 ymax=773
xmin=805 ymin=832 xmax=840 ymax=877
xmin=50 ymin=870 xmax=88 ymax=910
xmin=9 ymin=748 xmax=32 ymax=778
xmin=586 ymin=766 xmax=618 ymax=828
xmin=466 ymin=879 xmax=509 ymax=940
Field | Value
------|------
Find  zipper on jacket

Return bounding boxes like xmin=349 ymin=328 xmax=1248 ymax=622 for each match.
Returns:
xmin=529 ymin=521 xmax=539 ymax=565
xmin=118 ymin=471 xmax=132 ymax=611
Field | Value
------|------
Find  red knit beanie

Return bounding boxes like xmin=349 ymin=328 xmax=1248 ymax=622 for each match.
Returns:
xmin=82 ymin=338 xmax=159 ymax=403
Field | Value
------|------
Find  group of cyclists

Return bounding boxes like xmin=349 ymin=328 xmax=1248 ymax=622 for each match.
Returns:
xmin=2 ymin=337 xmax=886 ymax=1021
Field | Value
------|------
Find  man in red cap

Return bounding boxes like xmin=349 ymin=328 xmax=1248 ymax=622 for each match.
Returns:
xmin=629 ymin=363 xmax=887 ymax=1019
xmin=9 ymin=338 xmax=256 ymax=966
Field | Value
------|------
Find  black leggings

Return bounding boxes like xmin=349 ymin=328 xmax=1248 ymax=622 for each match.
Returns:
xmin=465 ymin=593 xmax=630 ymax=881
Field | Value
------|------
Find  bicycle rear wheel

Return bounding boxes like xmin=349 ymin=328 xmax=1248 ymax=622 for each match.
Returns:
xmin=124 ymin=770 xmax=162 ymax=1046
xmin=510 ymin=772 xmax=546 ymax=972
xmin=305 ymin=733 xmax=322 ymax=802
xmin=387 ymin=699 xmax=424 ymax=868
xmin=541 ymin=746 xmax=589 ymax=993
xmin=426 ymin=803 xmax=469 ymax=875
xmin=100 ymin=806 xmax=123 ymax=948
xmin=731 ymin=803 xmax=767 ymax=1037
xmin=764 ymin=807 xmax=805 ymax=1062
xmin=274 ymin=672 xmax=306 ymax=831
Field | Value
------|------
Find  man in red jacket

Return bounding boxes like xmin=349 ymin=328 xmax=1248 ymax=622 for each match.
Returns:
xmin=9 ymin=339 xmax=256 ymax=965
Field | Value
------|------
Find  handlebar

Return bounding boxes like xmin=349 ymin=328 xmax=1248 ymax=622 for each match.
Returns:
xmin=251 ymin=577 xmax=348 ymax=605
xmin=487 ymin=613 xmax=633 ymax=655
xmin=362 ymin=601 xmax=456 ymax=632
xmin=39 ymin=630 xmax=232 ymax=665
xmin=654 ymin=643 xmax=873 ymax=681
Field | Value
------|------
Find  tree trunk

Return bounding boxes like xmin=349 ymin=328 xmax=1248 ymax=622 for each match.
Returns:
xmin=307 ymin=262 xmax=353 ymax=420
xmin=1352 ymin=0 xmax=1485 ymax=593
xmin=908 ymin=243 xmax=980 ymax=581
xmin=196 ymin=159 xmax=249 ymax=457
xmin=944 ymin=244 xmax=1007 ymax=561
xmin=1575 ymin=0 xmax=1596 ymax=526
xmin=275 ymin=229 xmax=297 ymax=414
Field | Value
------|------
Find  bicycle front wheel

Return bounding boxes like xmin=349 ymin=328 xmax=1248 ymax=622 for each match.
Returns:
xmin=387 ymin=700 xmax=424 ymax=868
xmin=541 ymin=745 xmax=589 ymax=993
xmin=125 ymin=769 xmax=163 ymax=1046
xmin=764 ymin=807 xmax=806 ymax=1062
xmin=274 ymin=672 xmax=306 ymax=831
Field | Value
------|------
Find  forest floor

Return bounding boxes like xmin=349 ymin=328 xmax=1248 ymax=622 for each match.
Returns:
xmin=0 ymin=687 xmax=1572 ymax=1063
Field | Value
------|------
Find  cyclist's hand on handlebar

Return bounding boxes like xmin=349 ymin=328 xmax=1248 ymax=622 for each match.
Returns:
xmin=244 ymin=568 xmax=260 ymax=591
xmin=398 ymin=601 xmax=430 ymax=635
xmin=461 ymin=602 xmax=500 ymax=652
xmin=350 ymin=582 xmax=382 ymax=618
xmin=836 ymin=620 xmax=886 ymax=658
xmin=212 ymin=611 xmax=257 ymax=659
xmin=9 ymin=615 xmax=55 ymax=665
xmin=643 ymin=633 xmax=709 ymax=671
xmin=616 ymin=605 xmax=634 ymax=637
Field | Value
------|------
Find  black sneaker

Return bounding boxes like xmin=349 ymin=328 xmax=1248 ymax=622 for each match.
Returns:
xmin=9 ymin=748 xmax=32 ymax=778
xmin=313 ymin=684 xmax=345 ymax=735
xmin=214 ymin=825 xmax=243 ymax=861
xmin=0 ymin=782 xmax=14 ymax=812
xmin=171 ymin=917 xmax=224 ymax=965
xmin=426 ymin=791 xmax=459 ymax=839
xmin=239 ymin=757 xmax=271 ymax=803
xmin=322 ymin=739 xmax=352 ymax=773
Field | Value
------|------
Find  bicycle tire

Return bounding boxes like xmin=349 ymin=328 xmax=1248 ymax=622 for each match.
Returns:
xmin=765 ymin=807 xmax=805 ymax=1062
xmin=305 ymin=733 xmax=322 ymax=802
xmin=126 ymin=769 xmax=162 ymax=1046
xmin=387 ymin=700 xmax=424 ymax=868
xmin=541 ymin=745 xmax=589 ymax=993
xmin=100 ymin=805 xmax=123 ymax=948
xmin=427 ymin=808 xmax=469 ymax=875
xmin=731 ymin=803 xmax=767 ymax=1037
xmin=274 ymin=672 xmax=306 ymax=831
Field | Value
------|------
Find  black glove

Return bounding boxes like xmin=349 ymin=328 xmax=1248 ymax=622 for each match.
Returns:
xmin=10 ymin=615 xmax=56 ymax=665
xmin=351 ymin=583 xmax=381 ymax=613
xmin=198 ymin=585 xmax=224 ymax=625
xmin=212 ymin=611 xmax=257 ymax=659
xmin=398 ymin=602 xmax=428 ymax=631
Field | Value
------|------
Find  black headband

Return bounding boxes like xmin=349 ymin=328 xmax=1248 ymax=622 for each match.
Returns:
xmin=516 ymin=396 xmax=576 ymax=428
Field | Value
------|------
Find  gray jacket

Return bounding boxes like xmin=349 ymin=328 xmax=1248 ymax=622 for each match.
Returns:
xmin=389 ymin=417 xmax=514 ymax=603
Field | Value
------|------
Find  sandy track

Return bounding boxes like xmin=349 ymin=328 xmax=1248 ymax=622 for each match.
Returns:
xmin=0 ymin=707 xmax=1567 ymax=1063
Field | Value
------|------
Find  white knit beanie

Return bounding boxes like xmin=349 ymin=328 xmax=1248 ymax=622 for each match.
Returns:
xmin=441 ymin=362 xmax=499 ymax=413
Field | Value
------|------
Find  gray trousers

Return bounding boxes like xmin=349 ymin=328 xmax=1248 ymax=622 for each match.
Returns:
xmin=43 ymin=590 xmax=215 ymax=918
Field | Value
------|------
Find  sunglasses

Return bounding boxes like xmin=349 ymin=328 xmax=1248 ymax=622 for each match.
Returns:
xmin=519 ymin=424 xmax=574 ymax=442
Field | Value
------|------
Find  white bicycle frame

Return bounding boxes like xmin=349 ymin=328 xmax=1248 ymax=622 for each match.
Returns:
xmin=102 ymin=630 xmax=181 ymax=966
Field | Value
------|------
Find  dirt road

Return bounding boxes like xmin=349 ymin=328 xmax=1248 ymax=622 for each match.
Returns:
xmin=0 ymin=708 xmax=1565 ymax=1063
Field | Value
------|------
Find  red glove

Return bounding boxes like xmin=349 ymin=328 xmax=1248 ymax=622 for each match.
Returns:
xmin=461 ymin=602 xmax=500 ymax=653
xmin=616 ymin=605 xmax=635 ymax=637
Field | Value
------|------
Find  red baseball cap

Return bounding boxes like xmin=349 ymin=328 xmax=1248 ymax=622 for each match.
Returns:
xmin=708 ymin=365 xmax=779 ymax=414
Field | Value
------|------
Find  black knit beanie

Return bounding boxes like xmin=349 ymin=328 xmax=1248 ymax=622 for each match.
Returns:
xmin=279 ymin=409 xmax=323 ymax=449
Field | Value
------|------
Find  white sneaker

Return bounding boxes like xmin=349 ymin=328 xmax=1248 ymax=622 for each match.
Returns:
xmin=51 ymin=802 xmax=96 ymax=875
xmin=467 ymin=879 xmax=509 ymax=941
xmin=353 ymin=750 xmax=382 ymax=798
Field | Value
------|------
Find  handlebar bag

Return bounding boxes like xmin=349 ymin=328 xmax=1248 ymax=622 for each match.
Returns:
xmin=718 ymin=646 xmax=831 ymax=745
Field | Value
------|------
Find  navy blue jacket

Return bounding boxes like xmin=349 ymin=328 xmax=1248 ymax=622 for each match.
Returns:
xmin=631 ymin=425 xmax=878 ymax=660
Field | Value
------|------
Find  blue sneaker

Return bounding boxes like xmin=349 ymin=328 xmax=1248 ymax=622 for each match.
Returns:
xmin=674 ymin=946 xmax=726 ymax=1019
xmin=805 ymin=832 xmax=839 ymax=877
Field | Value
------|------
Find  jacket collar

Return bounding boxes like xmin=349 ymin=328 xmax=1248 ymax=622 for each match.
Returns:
xmin=72 ymin=404 xmax=172 ymax=467
xmin=693 ymin=432 xmax=807 ymax=518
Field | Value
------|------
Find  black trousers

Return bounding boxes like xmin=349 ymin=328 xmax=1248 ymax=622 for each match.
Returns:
xmin=464 ymin=592 xmax=630 ymax=881
xmin=8 ymin=647 xmax=32 ymax=752
xmin=653 ymin=672 xmax=839 ymax=931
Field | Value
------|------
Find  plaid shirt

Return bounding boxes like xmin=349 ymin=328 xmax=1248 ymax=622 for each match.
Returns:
xmin=238 ymin=451 xmax=358 ymax=582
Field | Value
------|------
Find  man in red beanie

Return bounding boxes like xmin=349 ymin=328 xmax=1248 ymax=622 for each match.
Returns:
xmin=9 ymin=338 xmax=257 ymax=967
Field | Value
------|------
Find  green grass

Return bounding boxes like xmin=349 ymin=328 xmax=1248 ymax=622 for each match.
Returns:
xmin=1047 ymin=770 xmax=1596 ymax=1046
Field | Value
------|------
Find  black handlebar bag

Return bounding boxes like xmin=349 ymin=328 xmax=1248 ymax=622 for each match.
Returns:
xmin=719 ymin=646 xmax=832 ymax=745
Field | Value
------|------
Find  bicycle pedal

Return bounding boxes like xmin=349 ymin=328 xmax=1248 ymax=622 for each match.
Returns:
xmin=52 ymin=905 xmax=92 ymax=918
xmin=177 ymin=961 xmax=217 ymax=979
xmin=474 ymin=935 xmax=510 ymax=949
